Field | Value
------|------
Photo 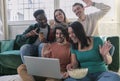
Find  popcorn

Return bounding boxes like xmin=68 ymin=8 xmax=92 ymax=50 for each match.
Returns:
xmin=68 ymin=68 xmax=88 ymax=79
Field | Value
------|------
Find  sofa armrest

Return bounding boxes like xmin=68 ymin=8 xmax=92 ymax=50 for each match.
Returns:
xmin=0 ymin=40 xmax=14 ymax=53
xmin=107 ymin=36 xmax=120 ymax=72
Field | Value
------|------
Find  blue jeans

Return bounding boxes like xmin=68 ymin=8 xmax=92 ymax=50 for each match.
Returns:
xmin=20 ymin=44 xmax=38 ymax=63
xmin=64 ymin=71 xmax=120 ymax=81
xmin=97 ymin=71 xmax=120 ymax=81
xmin=38 ymin=43 xmax=45 ymax=57
xmin=64 ymin=77 xmax=91 ymax=81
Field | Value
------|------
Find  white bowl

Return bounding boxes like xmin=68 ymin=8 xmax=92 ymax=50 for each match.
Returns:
xmin=68 ymin=68 xmax=88 ymax=79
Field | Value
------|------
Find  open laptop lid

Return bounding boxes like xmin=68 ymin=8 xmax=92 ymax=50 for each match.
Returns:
xmin=24 ymin=56 xmax=62 ymax=79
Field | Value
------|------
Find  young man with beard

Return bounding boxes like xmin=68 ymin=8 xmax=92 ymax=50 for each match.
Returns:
xmin=72 ymin=0 xmax=111 ymax=36
xmin=17 ymin=27 xmax=71 ymax=81
xmin=16 ymin=9 xmax=51 ymax=62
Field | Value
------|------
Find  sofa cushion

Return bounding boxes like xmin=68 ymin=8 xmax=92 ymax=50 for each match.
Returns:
xmin=0 ymin=50 xmax=22 ymax=69
xmin=0 ymin=65 xmax=17 ymax=75
xmin=0 ymin=40 xmax=14 ymax=52
xmin=0 ymin=50 xmax=20 ymax=55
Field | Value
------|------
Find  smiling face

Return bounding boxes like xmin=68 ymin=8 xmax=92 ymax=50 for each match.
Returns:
xmin=68 ymin=27 xmax=78 ymax=43
xmin=72 ymin=5 xmax=84 ymax=18
xmin=36 ymin=14 xmax=47 ymax=28
xmin=55 ymin=29 xmax=65 ymax=43
xmin=54 ymin=10 xmax=65 ymax=23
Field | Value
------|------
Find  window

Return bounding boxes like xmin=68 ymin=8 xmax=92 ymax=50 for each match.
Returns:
xmin=60 ymin=0 xmax=115 ymax=21
xmin=7 ymin=0 xmax=115 ymax=21
xmin=7 ymin=0 xmax=54 ymax=21
xmin=60 ymin=0 xmax=84 ymax=19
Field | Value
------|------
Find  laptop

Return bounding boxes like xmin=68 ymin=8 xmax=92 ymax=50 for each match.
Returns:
xmin=24 ymin=56 xmax=63 ymax=79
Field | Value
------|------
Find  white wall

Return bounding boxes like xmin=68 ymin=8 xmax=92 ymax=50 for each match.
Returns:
xmin=98 ymin=21 xmax=120 ymax=36
xmin=98 ymin=0 xmax=120 ymax=36
xmin=8 ymin=20 xmax=120 ymax=40
xmin=116 ymin=0 xmax=120 ymax=35
xmin=0 ymin=19 xmax=4 ymax=40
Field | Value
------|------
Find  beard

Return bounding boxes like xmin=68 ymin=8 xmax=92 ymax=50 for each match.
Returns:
xmin=56 ymin=37 xmax=65 ymax=43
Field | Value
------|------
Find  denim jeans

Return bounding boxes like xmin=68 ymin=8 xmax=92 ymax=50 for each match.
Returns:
xmin=20 ymin=44 xmax=38 ymax=63
xmin=97 ymin=71 xmax=120 ymax=81
xmin=64 ymin=71 xmax=120 ymax=81
xmin=38 ymin=43 xmax=45 ymax=57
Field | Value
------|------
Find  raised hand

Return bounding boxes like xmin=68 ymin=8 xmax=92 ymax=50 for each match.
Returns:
xmin=82 ymin=0 xmax=93 ymax=8
xmin=26 ymin=28 xmax=38 ymax=37
xmin=42 ymin=43 xmax=51 ymax=58
xmin=99 ymin=40 xmax=112 ymax=56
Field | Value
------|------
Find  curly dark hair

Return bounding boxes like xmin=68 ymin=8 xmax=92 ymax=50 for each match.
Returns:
xmin=33 ymin=9 xmax=45 ymax=18
xmin=53 ymin=26 xmax=69 ymax=42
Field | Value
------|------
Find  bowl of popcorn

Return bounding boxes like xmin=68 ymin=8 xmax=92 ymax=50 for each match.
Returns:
xmin=68 ymin=68 xmax=88 ymax=79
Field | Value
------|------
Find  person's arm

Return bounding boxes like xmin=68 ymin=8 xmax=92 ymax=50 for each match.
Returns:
xmin=66 ymin=54 xmax=78 ymax=70
xmin=102 ymin=53 xmax=112 ymax=64
xmin=15 ymin=24 xmax=38 ymax=45
xmin=41 ymin=43 xmax=51 ymax=58
xmin=83 ymin=0 xmax=111 ymax=20
xmin=22 ymin=24 xmax=39 ymax=38
xmin=99 ymin=41 xmax=112 ymax=64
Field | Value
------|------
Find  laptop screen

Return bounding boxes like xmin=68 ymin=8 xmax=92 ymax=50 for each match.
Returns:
xmin=24 ymin=56 xmax=62 ymax=79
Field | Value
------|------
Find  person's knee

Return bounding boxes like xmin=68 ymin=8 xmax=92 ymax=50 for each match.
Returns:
xmin=20 ymin=44 xmax=32 ymax=56
xmin=20 ymin=44 xmax=31 ymax=51
xmin=98 ymin=71 xmax=120 ymax=81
